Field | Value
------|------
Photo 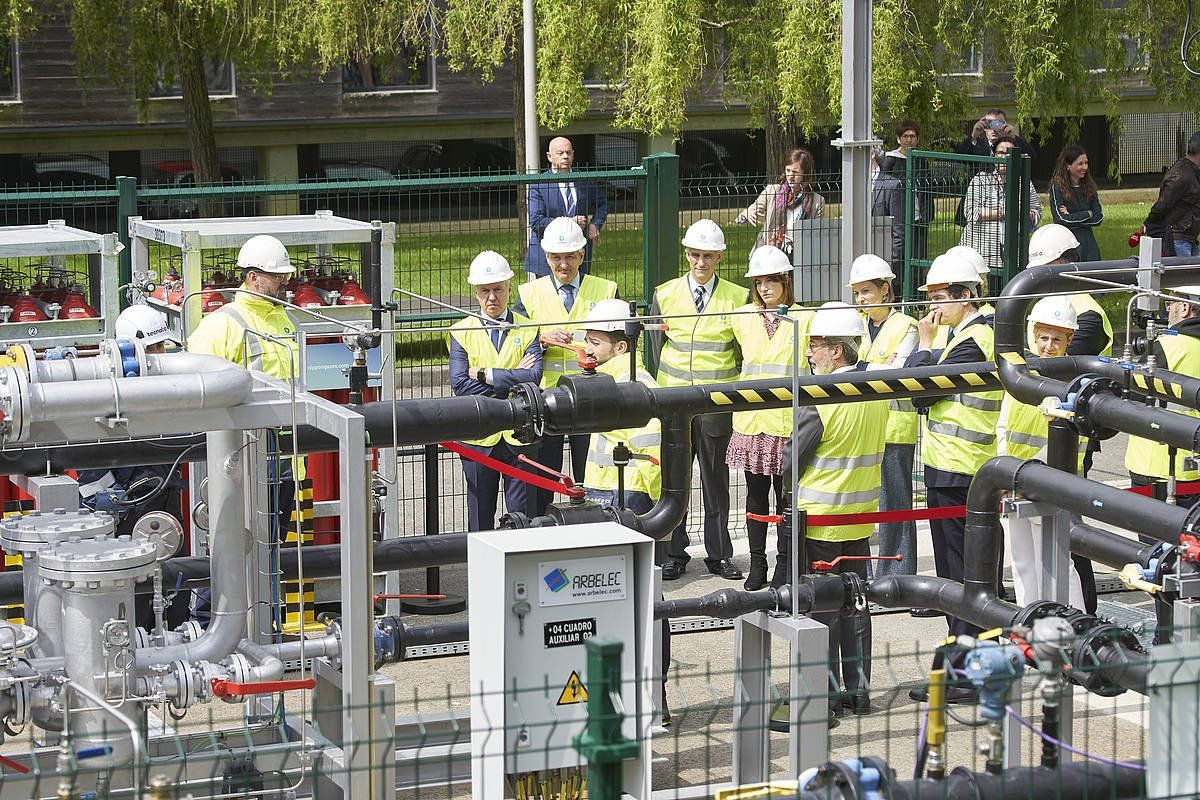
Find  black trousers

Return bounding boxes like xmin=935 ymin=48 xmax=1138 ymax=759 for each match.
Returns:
xmin=927 ymin=484 xmax=981 ymax=643
xmin=667 ymin=415 xmax=734 ymax=566
xmin=743 ymin=472 xmax=786 ymax=571
xmin=807 ymin=537 xmax=872 ymax=708
xmin=532 ymin=433 xmax=590 ymax=516
xmin=460 ymin=442 xmax=533 ymax=531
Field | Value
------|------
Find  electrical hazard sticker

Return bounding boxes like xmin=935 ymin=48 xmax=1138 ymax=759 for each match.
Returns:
xmin=544 ymin=617 xmax=596 ymax=648
xmin=557 ymin=671 xmax=588 ymax=705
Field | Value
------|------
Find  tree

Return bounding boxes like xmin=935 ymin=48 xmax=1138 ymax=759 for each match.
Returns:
xmin=10 ymin=0 xmax=431 ymax=185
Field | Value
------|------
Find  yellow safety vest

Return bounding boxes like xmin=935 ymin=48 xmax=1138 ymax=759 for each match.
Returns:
xmin=1125 ymin=334 xmax=1200 ymax=481
xmin=862 ymin=311 xmax=919 ymax=445
xmin=188 ymin=291 xmax=305 ymax=481
xmin=923 ymin=321 xmax=1002 ymax=476
xmin=653 ymin=276 xmax=744 ymax=386
xmin=1025 ymin=293 xmax=1113 ymax=357
xmin=188 ymin=292 xmax=299 ymax=381
xmin=447 ymin=312 xmax=537 ymax=448
xmin=729 ymin=305 xmax=812 ymax=437
xmin=796 ymin=396 xmax=889 ymax=542
xmin=583 ymin=359 xmax=662 ymax=498
xmin=517 ymin=275 xmax=618 ymax=388
xmin=998 ymin=394 xmax=1086 ymax=471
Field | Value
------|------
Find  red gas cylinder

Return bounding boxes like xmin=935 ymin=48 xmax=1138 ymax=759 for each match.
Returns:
xmin=292 ymin=283 xmax=326 ymax=308
xmin=337 ymin=278 xmax=370 ymax=305
xmin=10 ymin=295 xmax=49 ymax=322
xmin=60 ymin=290 xmax=99 ymax=319
xmin=167 ymin=285 xmax=185 ymax=306
xmin=201 ymin=285 xmax=228 ymax=313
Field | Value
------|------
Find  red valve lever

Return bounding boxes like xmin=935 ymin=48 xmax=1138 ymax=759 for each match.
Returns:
xmin=539 ymin=336 xmax=598 ymax=371
xmin=518 ymin=454 xmax=574 ymax=485
xmin=811 ymin=554 xmax=902 ymax=571
xmin=210 ymin=677 xmax=316 ymax=699
xmin=374 ymin=593 xmax=446 ymax=602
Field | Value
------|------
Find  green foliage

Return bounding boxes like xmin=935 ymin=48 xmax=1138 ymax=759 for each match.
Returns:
xmin=613 ymin=0 xmax=703 ymax=134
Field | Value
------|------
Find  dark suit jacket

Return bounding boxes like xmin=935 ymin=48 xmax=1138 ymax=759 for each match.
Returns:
xmin=524 ymin=171 xmax=608 ymax=276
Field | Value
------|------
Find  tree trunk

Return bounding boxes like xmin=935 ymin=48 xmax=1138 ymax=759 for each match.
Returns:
xmin=178 ymin=39 xmax=221 ymax=187
xmin=763 ymin=103 xmax=798 ymax=175
xmin=514 ymin=47 xmax=529 ymax=262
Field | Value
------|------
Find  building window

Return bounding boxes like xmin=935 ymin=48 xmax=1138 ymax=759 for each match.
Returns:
xmin=149 ymin=60 xmax=235 ymax=99
xmin=343 ymin=45 xmax=435 ymax=93
xmin=943 ymin=44 xmax=982 ymax=76
xmin=0 ymin=37 xmax=18 ymax=100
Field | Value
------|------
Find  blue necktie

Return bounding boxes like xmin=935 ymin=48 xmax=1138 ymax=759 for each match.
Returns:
xmin=560 ymin=284 xmax=576 ymax=312
xmin=489 ymin=325 xmax=502 ymax=351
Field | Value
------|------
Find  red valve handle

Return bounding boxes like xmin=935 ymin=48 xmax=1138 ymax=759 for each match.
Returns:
xmin=210 ymin=677 xmax=316 ymax=699
xmin=1180 ymin=533 xmax=1200 ymax=564
xmin=811 ymin=554 xmax=902 ymax=571
xmin=517 ymin=454 xmax=576 ymax=487
xmin=374 ymin=593 xmax=446 ymax=602
xmin=539 ymin=336 xmax=598 ymax=371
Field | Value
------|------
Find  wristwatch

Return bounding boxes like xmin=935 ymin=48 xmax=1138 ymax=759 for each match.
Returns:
xmin=476 ymin=368 xmax=487 ymax=383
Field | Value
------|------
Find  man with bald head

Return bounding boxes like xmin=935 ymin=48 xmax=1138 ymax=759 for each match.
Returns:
xmin=523 ymin=136 xmax=608 ymax=280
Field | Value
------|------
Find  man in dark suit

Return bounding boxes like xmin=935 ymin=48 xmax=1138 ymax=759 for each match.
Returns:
xmin=524 ymin=136 xmax=608 ymax=279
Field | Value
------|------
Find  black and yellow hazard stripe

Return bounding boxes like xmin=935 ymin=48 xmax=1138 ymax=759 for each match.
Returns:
xmin=707 ymin=370 xmax=1001 ymax=409
xmin=1129 ymin=371 xmax=1187 ymax=402
xmin=280 ymin=477 xmax=321 ymax=634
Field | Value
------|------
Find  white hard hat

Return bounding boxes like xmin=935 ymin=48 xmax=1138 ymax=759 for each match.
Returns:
xmin=467 ymin=250 xmax=514 ymax=285
xmin=681 ymin=219 xmax=726 ymax=251
xmin=583 ymin=298 xmax=633 ymax=333
xmin=116 ymin=304 xmax=174 ymax=346
xmin=846 ymin=254 xmax=894 ymax=287
xmin=809 ymin=301 xmax=867 ymax=338
xmin=542 ymin=216 xmax=588 ymax=253
xmin=945 ymin=245 xmax=989 ymax=279
xmin=1171 ymin=286 xmax=1200 ymax=299
xmin=745 ymin=245 xmax=792 ymax=278
xmin=1028 ymin=295 xmax=1078 ymax=331
xmin=918 ymin=253 xmax=982 ymax=292
xmin=1027 ymin=224 xmax=1080 ymax=268
xmin=236 ymin=235 xmax=293 ymax=274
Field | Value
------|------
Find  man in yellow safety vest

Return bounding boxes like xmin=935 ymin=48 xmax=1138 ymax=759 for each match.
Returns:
xmin=514 ymin=216 xmax=619 ymax=515
xmin=648 ymin=219 xmax=746 ymax=581
xmin=447 ymin=251 xmax=543 ymax=530
xmin=792 ymin=301 xmax=888 ymax=716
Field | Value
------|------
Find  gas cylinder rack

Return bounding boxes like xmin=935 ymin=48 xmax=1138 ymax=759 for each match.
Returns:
xmin=128 ymin=211 xmax=400 ymax=596
xmin=0 ymin=220 xmax=121 ymax=349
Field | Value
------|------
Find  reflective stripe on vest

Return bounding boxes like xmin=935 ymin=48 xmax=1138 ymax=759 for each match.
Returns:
xmin=214 ymin=304 xmax=265 ymax=372
xmin=863 ymin=311 xmax=919 ymax=445
xmin=923 ymin=321 xmax=1001 ymax=475
xmin=518 ymin=275 xmax=617 ymax=388
xmin=1005 ymin=430 xmax=1046 ymax=449
xmin=1000 ymin=394 xmax=1087 ymax=470
xmin=448 ymin=313 xmax=536 ymax=448
xmin=795 ymin=400 xmax=889 ymax=542
xmin=729 ymin=305 xmax=811 ymax=437
xmin=654 ymin=276 xmax=744 ymax=387
xmin=1125 ymin=333 xmax=1200 ymax=480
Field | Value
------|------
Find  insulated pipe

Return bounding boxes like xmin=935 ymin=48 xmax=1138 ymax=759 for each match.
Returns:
xmin=1036 ymin=355 xmax=1200 ymax=411
xmin=134 ymin=429 xmax=247 ymax=670
xmin=26 ymin=372 xmax=253 ymax=424
xmin=33 ymin=351 xmax=248 ymax=383
xmin=1069 ymin=520 xmax=1155 ymax=569
xmin=867 ymin=574 xmax=1022 ymax=631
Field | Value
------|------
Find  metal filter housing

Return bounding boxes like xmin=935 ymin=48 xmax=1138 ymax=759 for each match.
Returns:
xmin=0 ymin=508 xmax=114 ymax=556
xmin=38 ymin=535 xmax=157 ymax=586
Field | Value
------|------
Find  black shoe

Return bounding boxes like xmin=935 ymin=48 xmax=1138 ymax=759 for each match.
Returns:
xmin=910 ymin=607 xmax=942 ymax=618
xmin=744 ymin=558 xmax=769 ymax=591
xmin=841 ymin=693 xmax=872 ymax=715
xmin=767 ymin=702 xmax=839 ymax=732
xmin=707 ymin=559 xmax=744 ymax=580
xmin=662 ymin=561 xmax=687 ymax=581
xmin=909 ymin=685 xmax=978 ymax=705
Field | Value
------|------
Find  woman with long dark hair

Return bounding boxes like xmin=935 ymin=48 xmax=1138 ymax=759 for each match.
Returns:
xmin=738 ymin=148 xmax=827 ymax=256
xmin=1050 ymin=144 xmax=1103 ymax=262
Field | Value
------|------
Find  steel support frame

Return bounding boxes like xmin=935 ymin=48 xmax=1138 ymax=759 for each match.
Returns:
xmin=732 ymin=610 xmax=828 ymax=783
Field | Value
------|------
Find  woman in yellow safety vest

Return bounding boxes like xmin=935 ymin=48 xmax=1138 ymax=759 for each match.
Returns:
xmin=999 ymin=295 xmax=1090 ymax=611
xmin=728 ymin=245 xmax=811 ymax=590
xmin=849 ymin=254 xmax=919 ymax=579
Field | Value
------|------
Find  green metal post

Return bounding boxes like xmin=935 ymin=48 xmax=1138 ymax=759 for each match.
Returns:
xmin=116 ymin=176 xmax=137 ymax=306
xmin=1002 ymin=149 xmax=1021 ymax=290
xmin=573 ymin=637 xmax=639 ymax=800
xmin=1018 ymin=153 xmax=1034 ymax=274
xmin=904 ymin=153 xmax=915 ymax=301
xmin=641 ymin=152 xmax=679 ymax=372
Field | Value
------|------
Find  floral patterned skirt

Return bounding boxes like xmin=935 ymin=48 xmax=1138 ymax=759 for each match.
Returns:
xmin=726 ymin=432 xmax=787 ymax=476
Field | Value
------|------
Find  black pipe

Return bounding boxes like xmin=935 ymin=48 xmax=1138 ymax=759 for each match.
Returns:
xmin=1037 ymin=354 xmax=1200 ymax=411
xmin=872 ymin=762 xmax=1142 ymax=800
xmin=866 ymin=574 xmax=1022 ymax=631
xmin=1069 ymin=521 xmax=1153 ymax=569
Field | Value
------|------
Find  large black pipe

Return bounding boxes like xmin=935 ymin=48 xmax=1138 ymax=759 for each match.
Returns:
xmin=1038 ymin=354 xmax=1200 ymax=412
xmin=1070 ymin=521 xmax=1155 ymax=569
xmin=866 ymin=574 xmax=1021 ymax=631
xmin=801 ymin=760 xmax=1144 ymax=800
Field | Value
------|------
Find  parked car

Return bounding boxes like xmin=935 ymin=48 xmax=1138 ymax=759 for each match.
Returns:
xmin=299 ymin=161 xmax=402 ymax=221
xmin=142 ymin=161 xmax=255 ymax=219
